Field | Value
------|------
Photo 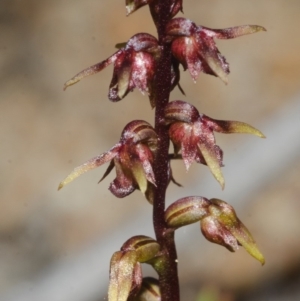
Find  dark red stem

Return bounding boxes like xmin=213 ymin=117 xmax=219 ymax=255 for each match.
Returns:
xmin=152 ymin=1 xmax=180 ymax=301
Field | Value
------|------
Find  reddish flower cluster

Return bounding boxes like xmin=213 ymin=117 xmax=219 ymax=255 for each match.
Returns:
xmin=108 ymin=235 xmax=161 ymax=301
xmin=165 ymin=100 xmax=264 ymax=188
xmin=59 ymin=120 xmax=158 ymax=202
xmin=64 ymin=33 xmax=161 ymax=107
xmin=165 ymin=18 xmax=266 ymax=83
xmin=63 ymin=14 xmax=264 ymax=106
xmin=58 ymin=100 xmax=264 ymax=196
xmin=165 ymin=196 xmax=265 ymax=264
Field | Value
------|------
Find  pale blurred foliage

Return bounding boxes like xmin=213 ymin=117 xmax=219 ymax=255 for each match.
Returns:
xmin=0 ymin=0 xmax=300 ymax=300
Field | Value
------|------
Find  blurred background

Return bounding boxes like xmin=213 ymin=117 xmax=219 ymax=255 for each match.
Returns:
xmin=1 ymin=0 xmax=300 ymax=300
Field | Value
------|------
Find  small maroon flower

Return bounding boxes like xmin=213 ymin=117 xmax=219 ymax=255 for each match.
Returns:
xmin=108 ymin=250 xmax=141 ymax=301
xmin=165 ymin=18 xmax=266 ymax=83
xmin=165 ymin=196 xmax=265 ymax=264
xmin=165 ymin=101 xmax=264 ymax=188
xmin=64 ymin=33 xmax=161 ymax=108
xmin=201 ymin=198 xmax=265 ymax=265
xmin=108 ymin=236 xmax=161 ymax=301
xmin=58 ymin=120 xmax=158 ymax=202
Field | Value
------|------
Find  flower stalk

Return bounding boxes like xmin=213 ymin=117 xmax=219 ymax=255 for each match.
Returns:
xmin=151 ymin=2 xmax=180 ymax=300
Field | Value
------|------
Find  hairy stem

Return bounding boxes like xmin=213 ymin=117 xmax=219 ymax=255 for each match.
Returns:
xmin=152 ymin=1 xmax=180 ymax=301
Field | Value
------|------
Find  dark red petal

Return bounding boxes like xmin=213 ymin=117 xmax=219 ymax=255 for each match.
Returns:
xmin=169 ymin=122 xmax=186 ymax=149
xmin=169 ymin=122 xmax=198 ymax=170
xmin=108 ymin=155 xmax=135 ymax=198
xmin=117 ymin=54 xmax=133 ymax=99
xmin=196 ymin=31 xmax=229 ymax=83
xmin=185 ymin=37 xmax=203 ymax=81
xmin=181 ymin=125 xmax=199 ymax=170
xmin=171 ymin=37 xmax=188 ymax=70
xmin=108 ymin=51 xmax=132 ymax=101
xmin=109 ymin=171 xmax=136 ymax=198
xmin=201 ymin=216 xmax=239 ymax=252
xmin=135 ymin=144 xmax=156 ymax=186
xmin=131 ymin=52 xmax=155 ymax=96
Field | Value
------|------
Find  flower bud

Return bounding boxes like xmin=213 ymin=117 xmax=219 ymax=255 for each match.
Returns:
xmin=165 ymin=196 xmax=210 ymax=228
xmin=129 ymin=277 xmax=161 ymax=301
xmin=108 ymin=236 xmax=162 ymax=301
xmin=121 ymin=235 xmax=161 ymax=263
xmin=108 ymin=250 xmax=140 ymax=301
